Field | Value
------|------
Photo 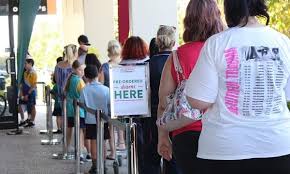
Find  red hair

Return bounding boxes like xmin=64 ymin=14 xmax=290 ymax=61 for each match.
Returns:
xmin=121 ymin=36 xmax=149 ymax=60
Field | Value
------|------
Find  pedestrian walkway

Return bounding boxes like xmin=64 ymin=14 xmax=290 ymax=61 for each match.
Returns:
xmin=0 ymin=105 xmax=127 ymax=174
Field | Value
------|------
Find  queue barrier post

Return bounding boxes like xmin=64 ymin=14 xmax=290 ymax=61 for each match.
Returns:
xmin=39 ymin=85 xmax=57 ymax=134
xmin=74 ymin=100 xmax=82 ymax=173
xmin=41 ymin=85 xmax=60 ymax=145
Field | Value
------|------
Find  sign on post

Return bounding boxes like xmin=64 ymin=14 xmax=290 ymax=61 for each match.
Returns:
xmin=109 ymin=63 xmax=151 ymax=118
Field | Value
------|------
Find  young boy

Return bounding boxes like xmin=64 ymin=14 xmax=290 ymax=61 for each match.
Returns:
xmin=80 ymin=65 xmax=110 ymax=174
xmin=19 ymin=58 xmax=37 ymax=127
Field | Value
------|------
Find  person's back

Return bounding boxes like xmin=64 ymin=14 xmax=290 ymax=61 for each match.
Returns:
xmin=188 ymin=26 xmax=290 ymax=159
xmin=55 ymin=59 xmax=73 ymax=95
xmin=66 ymin=73 xmax=85 ymax=117
xmin=81 ymin=81 xmax=109 ymax=123
xmin=185 ymin=0 xmax=290 ymax=173
xmin=150 ymin=51 xmax=172 ymax=110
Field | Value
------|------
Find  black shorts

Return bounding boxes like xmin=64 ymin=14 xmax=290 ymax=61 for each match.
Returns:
xmin=86 ymin=123 xmax=110 ymax=140
xmin=67 ymin=117 xmax=86 ymax=128
xmin=52 ymin=107 xmax=62 ymax=116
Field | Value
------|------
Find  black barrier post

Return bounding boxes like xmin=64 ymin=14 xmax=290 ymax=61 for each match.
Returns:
xmin=41 ymin=85 xmax=60 ymax=145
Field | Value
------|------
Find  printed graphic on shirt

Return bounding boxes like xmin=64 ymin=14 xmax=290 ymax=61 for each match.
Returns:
xmin=224 ymin=46 xmax=284 ymax=117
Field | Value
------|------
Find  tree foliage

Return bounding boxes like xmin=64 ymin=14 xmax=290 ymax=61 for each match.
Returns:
xmin=267 ymin=0 xmax=290 ymax=36
xmin=29 ymin=21 xmax=63 ymax=71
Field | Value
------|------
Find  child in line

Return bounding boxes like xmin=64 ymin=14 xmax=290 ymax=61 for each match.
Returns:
xmin=19 ymin=59 xmax=37 ymax=128
xmin=80 ymin=65 xmax=110 ymax=174
xmin=64 ymin=60 xmax=86 ymax=162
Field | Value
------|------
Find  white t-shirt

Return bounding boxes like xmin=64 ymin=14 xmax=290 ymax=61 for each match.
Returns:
xmin=185 ymin=26 xmax=290 ymax=160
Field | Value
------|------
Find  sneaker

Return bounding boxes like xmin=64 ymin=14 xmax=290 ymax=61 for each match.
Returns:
xmin=86 ymin=154 xmax=92 ymax=161
xmin=24 ymin=121 xmax=35 ymax=128
xmin=55 ymin=129 xmax=62 ymax=134
xmin=80 ymin=156 xmax=87 ymax=164
xmin=19 ymin=121 xmax=26 ymax=127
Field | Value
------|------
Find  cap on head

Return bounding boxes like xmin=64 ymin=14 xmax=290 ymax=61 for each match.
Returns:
xmin=78 ymin=35 xmax=90 ymax=46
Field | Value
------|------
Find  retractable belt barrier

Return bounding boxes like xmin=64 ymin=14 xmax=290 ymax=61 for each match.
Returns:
xmin=39 ymin=85 xmax=58 ymax=134
xmin=52 ymin=97 xmax=73 ymax=160
xmin=40 ymin=85 xmax=60 ymax=145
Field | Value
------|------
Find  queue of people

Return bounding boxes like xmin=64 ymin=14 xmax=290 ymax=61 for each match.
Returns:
xmin=19 ymin=0 xmax=290 ymax=174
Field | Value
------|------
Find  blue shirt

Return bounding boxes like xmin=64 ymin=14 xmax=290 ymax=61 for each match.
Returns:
xmin=80 ymin=81 xmax=110 ymax=124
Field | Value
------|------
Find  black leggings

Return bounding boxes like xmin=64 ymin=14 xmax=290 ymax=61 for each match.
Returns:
xmin=200 ymin=154 xmax=290 ymax=174
xmin=172 ymin=131 xmax=201 ymax=174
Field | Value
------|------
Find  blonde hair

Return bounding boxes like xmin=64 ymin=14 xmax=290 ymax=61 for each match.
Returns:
xmin=156 ymin=26 xmax=176 ymax=50
xmin=64 ymin=44 xmax=77 ymax=65
xmin=107 ymin=40 xmax=121 ymax=58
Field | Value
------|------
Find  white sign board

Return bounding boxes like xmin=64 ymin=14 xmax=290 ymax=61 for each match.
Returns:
xmin=109 ymin=63 xmax=151 ymax=118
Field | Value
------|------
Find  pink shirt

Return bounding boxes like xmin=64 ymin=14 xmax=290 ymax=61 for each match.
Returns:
xmin=171 ymin=42 xmax=204 ymax=137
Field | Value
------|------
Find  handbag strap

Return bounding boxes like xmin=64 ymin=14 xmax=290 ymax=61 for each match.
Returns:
xmin=172 ymin=50 xmax=186 ymax=84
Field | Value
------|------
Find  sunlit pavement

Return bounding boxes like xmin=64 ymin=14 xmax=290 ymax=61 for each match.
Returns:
xmin=0 ymin=104 xmax=127 ymax=174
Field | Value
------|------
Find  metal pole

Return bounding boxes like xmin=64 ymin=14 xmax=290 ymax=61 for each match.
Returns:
xmin=96 ymin=110 xmax=104 ymax=174
xmin=8 ymin=0 xmax=20 ymax=132
xmin=52 ymin=97 xmax=70 ymax=159
xmin=40 ymin=85 xmax=57 ymax=134
xmin=74 ymin=100 xmax=81 ymax=173
xmin=126 ymin=118 xmax=138 ymax=174
xmin=41 ymin=86 xmax=60 ymax=145
xmin=126 ymin=120 xmax=132 ymax=174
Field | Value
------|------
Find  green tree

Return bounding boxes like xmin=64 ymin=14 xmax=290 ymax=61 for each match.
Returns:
xmin=267 ymin=0 xmax=290 ymax=36
xmin=28 ymin=21 xmax=63 ymax=72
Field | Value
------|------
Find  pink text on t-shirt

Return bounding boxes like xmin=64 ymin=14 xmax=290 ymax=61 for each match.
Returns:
xmin=225 ymin=48 xmax=240 ymax=115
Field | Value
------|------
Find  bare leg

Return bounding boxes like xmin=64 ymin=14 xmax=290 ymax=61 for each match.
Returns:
xmin=80 ymin=128 xmax=85 ymax=150
xmin=66 ymin=127 xmax=73 ymax=149
xmin=91 ymin=139 xmax=97 ymax=169
xmin=56 ymin=116 xmax=62 ymax=130
xmin=85 ymin=139 xmax=91 ymax=155
xmin=30 ymin=105 xmax=36 ymax=122
xmin=117 ymin=129 xmax=126 ymax=149
xmin=107 ymin=123 xmax=116 ymax=158
xmin=18 ymin=105 xmax=25 ymax=121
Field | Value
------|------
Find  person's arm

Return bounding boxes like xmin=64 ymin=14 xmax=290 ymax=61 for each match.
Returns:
xmin=28 ymin=72 xmax=37 ymax=95
xmin=157 ymin=54 xmax=176 ymax=161
xmin=99 ymin=66 xmax=105 ymax=84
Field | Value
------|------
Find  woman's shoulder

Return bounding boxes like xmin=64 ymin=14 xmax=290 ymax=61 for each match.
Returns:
xmin=56 ymin=61 xmax=71 ymax=69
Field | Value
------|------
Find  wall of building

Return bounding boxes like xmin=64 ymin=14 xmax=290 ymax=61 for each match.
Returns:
xmin=130 ymin=0 xmax=178 ymax=46
xmin=61 ymin=0 xmax=84 ymax=45
xmin=83 ymin=0 xmax=115 ymax=61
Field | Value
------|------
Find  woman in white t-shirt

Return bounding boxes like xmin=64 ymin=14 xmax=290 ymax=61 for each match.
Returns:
xmin=185 ymin=0 xmax=290 ymax=174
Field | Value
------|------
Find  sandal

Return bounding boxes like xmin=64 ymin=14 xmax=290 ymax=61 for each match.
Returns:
xmin=106 ymin=155 xmax=115 ymax=160
xmin=116 ymin=142 xmax=126 ymax=150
